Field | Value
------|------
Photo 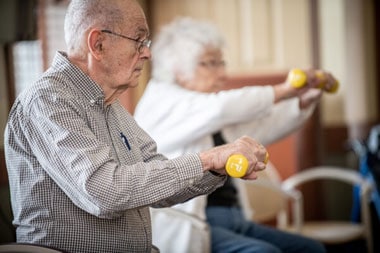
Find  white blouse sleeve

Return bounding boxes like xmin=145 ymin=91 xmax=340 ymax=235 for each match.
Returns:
xmin=135 ymin=81 xmax=276 ymax=153
xmin=222 ymin=97 xmax=316 ymax=145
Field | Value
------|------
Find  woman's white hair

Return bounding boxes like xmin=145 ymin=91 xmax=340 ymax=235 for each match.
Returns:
xmin=64 ymin=0 xmax=124 ymax=56
xmin=151 ymin=17 xmax=226 ymax=83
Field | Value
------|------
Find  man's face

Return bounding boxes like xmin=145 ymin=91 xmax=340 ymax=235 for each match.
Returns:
xmin=180 ymin=48 xmax=227 ymax=93
xmin=102 ymin=1 xmax=151 ymax=91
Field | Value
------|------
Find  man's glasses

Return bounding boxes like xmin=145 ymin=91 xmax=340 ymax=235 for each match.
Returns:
xmin=101 ymin=29 xmax=151 ymax=53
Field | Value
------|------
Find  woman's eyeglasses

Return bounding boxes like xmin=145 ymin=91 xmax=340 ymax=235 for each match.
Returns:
xmin=198 ymin=60 xmax=226 ymax=69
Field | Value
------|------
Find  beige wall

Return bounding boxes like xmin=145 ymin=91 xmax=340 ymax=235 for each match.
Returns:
xmin=319 ymin=0 xmax=377 ymax=129
xmin=150 ymin=0 xmax=313 ymax=75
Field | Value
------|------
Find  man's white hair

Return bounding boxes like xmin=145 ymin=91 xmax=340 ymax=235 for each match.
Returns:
xmin=151 ymin=17 xmax=226 ymax=83
xmin=64 ymin=0 xmax=124 ymax=56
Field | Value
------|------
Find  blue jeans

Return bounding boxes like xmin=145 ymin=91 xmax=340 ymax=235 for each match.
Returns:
xmin=206 ymin=206 xmax=326 ymax=253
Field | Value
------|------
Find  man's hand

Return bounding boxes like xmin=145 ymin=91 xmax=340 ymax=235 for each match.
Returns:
xmin=199 ymin=136 xmax=267 ymax=180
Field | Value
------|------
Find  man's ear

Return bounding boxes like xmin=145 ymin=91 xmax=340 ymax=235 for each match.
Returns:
xmin=88 ymin=29 xmax=103 ymax=60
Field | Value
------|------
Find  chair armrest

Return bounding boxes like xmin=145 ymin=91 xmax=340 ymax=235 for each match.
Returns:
xmin=281 ymin=166 xmax=373 ymax=236
xmin=235 ymin=178 xmax=302 ymax=228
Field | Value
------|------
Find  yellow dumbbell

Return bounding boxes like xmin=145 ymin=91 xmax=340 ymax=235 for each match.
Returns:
xmin=226 ymin=153 xmax=269 ymax=178
xmin=287 ymin=68 xmax=339 ymax=93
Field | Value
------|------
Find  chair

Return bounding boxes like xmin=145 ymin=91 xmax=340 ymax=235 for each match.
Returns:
xmin=282 ymin=167 xmax=373 ymax=253
xmin=236 ymin=165 xmax=374 ymax=253
xmin=235 ymin=161 xmax=299 ymax=225
xmin=0 ymin=243 xmax=67 ymax=253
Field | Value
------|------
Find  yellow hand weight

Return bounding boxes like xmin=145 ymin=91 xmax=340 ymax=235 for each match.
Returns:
xmin=328 ymin=79 xmax=340 ymax=93
xmin=288 ymin=68 xmax=307 ymax=88
xmin=226 ymin=153 xmax=269 ymax=178
xmin=315 ymin=70 xmax=327 ymax=89
xmin=264 ymin=152 xmax=269 ymax=164
xmin=288 ymin=68 xmax=339 ymax=93
xmin=225 ymin=154 xmax=249 ymax=178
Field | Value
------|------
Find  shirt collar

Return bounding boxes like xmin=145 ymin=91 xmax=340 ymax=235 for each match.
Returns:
xmin=52 ymin=51 xmax=105 ymax=106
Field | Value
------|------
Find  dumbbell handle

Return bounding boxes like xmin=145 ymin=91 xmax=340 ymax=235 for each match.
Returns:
xmin=288 ymin=68 xmax=339 ymax=93
xmin=225 ymin=153 xmax=269 ymax=178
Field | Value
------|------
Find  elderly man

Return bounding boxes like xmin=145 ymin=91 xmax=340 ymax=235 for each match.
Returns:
xmin=4 ymin=1 xmax=267 ymax=252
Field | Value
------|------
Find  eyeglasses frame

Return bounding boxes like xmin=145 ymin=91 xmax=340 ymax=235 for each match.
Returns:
xmin=101 ymin=29 xmax=151 ymax=53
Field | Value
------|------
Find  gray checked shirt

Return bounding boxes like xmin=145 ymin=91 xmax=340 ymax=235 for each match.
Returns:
xmin=4 ymin=51 xmax=225 ymax=253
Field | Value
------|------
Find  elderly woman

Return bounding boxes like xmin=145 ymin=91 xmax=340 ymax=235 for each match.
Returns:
xmin=135 ymin=17 xmax=333 ymax=253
